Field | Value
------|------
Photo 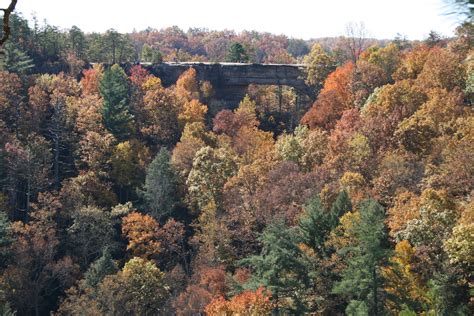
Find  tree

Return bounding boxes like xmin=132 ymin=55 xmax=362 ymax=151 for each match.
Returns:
xmin=80 ymin=64 xmax=103 ymax=96
xmin=3 ymin=42 xmax=34 ymax=74
xmin=301 ymin=62 xmax=355 ymax=129
xmin=226 ymin=42 xmax=249 ymax=63
xmin=3 ymin=194 xmax=77 ymax=315
xmin=99 ymin=64 xmax=135 ymax=140
xmin=329 ymin=190 xmax=353 ymax=227
xmin=84 ymin=248 xmax=118 ymax=287
xmin=69 ymin=257 xmax=169 ymax=315
xmin=333 ymin=199 xmax=390 ymax=316
xmin=443 ymin=0 xmax=473 ymax=21
xmin=141 ymin=43 xmax=163 ymax=63
xmin=68 ymin=25 xmax=86 ymax=58
xmin=298 ymin=196 xmax=331 ymax=255
xmin=0 ymin=0 xmax=18 ymax=70
xmin=109 ymin=139 xmax=150 ymax=201
xmin=424 ymin=30 xmax=442 ymax=47
xmin=205 ymin=287 xmax=274 ymax=316
xmin=382 ymin=240 xmax=431 ymax=314
xmin=175 ymin=68 xmax=200 ymax=102
xmin=240 ymin=220 xmax=309 ymax=313
xmin=121 ymin=211 xmax=161 ymax=260
xmin=178 ymin=99 xmax=208 ymax=127
xmin=139 ymin=148 xmax=177 ymax=220
xmin=171 ymin=122 xmax=209 ymax=182
xmin=67 ymin=206 xmax=115 ymax=268
xmin=173 ymin=265 xmax=227 ymax=315
xmin=141 ymin=76 xmax=181 ymax=146
xmin=0 ymin=210 xmax=12 ymax=267
xmin=298 ymin=191 xmax=352 ymax=256
xmin=304 ymin=43 xmax=337 ymax=92
xmin=3 ymin=135 xmax=52 ymax=216
xmin=342 ymin=22 xmax=369 ymax=63
xmin=186 ymin=146 xmax=237 ymax=213
xmin=102 ymin=29 xmax=134 ymax=64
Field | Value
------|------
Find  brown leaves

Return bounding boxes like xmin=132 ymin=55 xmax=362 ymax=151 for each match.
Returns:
xmin=122 ymin=212 xmax=161 ymax=259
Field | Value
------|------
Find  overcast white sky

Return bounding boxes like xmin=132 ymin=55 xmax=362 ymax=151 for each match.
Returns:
xmin=3 ymin=0 xmax=461 ymax=40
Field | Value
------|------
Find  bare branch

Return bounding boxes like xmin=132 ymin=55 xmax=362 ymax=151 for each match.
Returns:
xmin=0 ymin=0 xmax=18 ymax=47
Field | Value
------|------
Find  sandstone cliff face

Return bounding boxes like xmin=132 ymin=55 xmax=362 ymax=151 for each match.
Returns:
xmin=143 ymin=62 xmax=311 ymax=107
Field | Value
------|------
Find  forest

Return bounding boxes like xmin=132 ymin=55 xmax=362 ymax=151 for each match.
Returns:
xmin=0 ymin=5 xmax=473 ymax=316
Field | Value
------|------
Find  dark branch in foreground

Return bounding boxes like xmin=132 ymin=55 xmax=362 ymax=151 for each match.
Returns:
xmin=0 ymin=0 xmax=18 ymax=47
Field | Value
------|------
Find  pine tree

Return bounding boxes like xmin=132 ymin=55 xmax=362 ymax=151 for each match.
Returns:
xmin=139 ymin=148 xmax=177 ymax=221
xmin=329 ymin=190 xmax=353 ymax=227
xmin=239 ymin=220 xmax=309 ymax=313
xmin=99 ymin=64 xmax=135 ymax=140
xmin=3 ymin=42 xmax=34 ymax=74
xmin=333 ymin=199 xmax=390 ymax=316
xmin=298 ymin=195 xmax=331 ymax=254
xmin=0 ymin=211 xmax=12 ymax=267
xmin=298 ymin=192 xmax=352 ymax=255
xmin=84 ymin=248 xmax=118 ymax=287
xmin=226 ymin=42 xmax=249 ymax=63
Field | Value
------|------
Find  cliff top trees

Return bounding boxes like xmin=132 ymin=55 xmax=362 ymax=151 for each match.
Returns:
xmin=226 ymin=42 xmax=249 ymax=63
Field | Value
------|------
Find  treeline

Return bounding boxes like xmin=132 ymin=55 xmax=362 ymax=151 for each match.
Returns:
xmin=0 ymin=13 xmax=397 ymax=75
xmin=0 ymin=16 xmax=472 ymax=316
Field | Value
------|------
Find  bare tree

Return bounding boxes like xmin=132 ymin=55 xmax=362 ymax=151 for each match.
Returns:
xmin=343 ymin=21 xmax=369 ymax=64
xmin=0 ymin=0 xmax=18 ymax=47
xmin=0 ymin=0 xmax=18 ymax=69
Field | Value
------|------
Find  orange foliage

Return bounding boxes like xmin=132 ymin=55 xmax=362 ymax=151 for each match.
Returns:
xmin=122 ymin=212 xmax=161 ymax=259
xmin=80 ymin=64 xmax=103 ymax=95
xmin=301 ymin=62 xmax=355 ymax=129
xmin=205 ymin=287 xmax=273 ymax=316
xmin=175 ymin=68 xmax=200 ymax=101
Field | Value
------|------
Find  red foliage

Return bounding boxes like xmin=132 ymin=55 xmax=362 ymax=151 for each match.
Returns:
xmin=301 ymin=62 xmax=355 ymax=129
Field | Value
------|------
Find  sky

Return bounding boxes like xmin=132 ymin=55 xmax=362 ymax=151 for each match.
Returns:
xmin=3 ymin=0 xmax=462 ymax=40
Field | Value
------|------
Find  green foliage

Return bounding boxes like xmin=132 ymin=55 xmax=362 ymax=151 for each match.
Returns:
xmin=239 ymin=220 xmax=309 ymax=313
xmin=101 ymin=257 xmax=170 ymax=315
xmin=330 ymin=190 xmax=353 ymax=226
xmin=99 ymin=64 xmax=135 ymax=140
xmin=226 ymin=42 xmax=249 ymax=63
xmin=140 ymin=148 xmax=177 ymax=220
xmin=84 ymin=248 xmax=118 ymax=287
xmin=3 ymin=43 xmax=34 ymax=74
xmin=304 ymin=43 xmax=337 ymax=90
xmin=333 ymin=199 xmax=390 ymax=316
xmin=67 ymin=206 xmax=115 ymax=267
xmin=141 ymin=44 xmax=163 ymax=63
xmin=298 ymin=196 xmax=330 ymax=254
xmin=0 ymin=211 xmax=12 ymax=267
xmin=298 ymin=191 xmax=352 ymax=255
xmin=345 ymin=300 xmax=369 ymax=316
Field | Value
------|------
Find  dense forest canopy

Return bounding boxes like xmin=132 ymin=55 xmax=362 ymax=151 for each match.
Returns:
xmin=0 ymin=3 xmax=473 ymax=315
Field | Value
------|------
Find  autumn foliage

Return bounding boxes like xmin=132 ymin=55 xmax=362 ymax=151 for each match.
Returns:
xmin=0 ymin=19 xmax=472 ymax=316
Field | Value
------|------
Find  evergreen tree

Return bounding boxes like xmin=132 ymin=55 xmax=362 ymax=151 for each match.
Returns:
xmin=239 ymin=220 xmax=309 ymax=313
xmin=333 ymin=199 xmax=390 ymax=316
xmin=139 ymin=148 xmax=177 ymax=221
xmin=226 ymin=42 xmax=249 ymax=63
xmin=298 ymin=191 xmax=352 ymax=255
xmin=329 ymin=190 xmax=353 ymax=227
xmin=84 ymin=248 xmax=118 ymax=287
xmin=141 ymin=44 xmax=163 ymax=63
xmin=99 ymin=64 xmax=135 ymax=140
xmin=3 ymin=42 xmax=34 ymax=74
xmin=298 ymin=195 xmax=332 ymax=254
xmin=0 ymin=211 xmax=12 ymax=267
